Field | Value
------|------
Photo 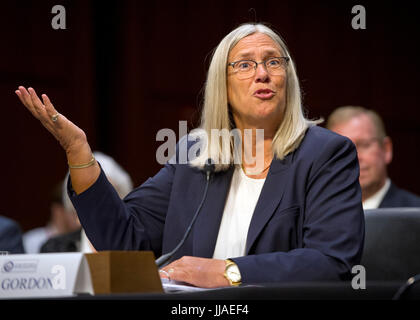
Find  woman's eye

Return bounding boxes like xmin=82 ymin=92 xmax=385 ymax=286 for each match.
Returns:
xmin=268 ymin=59 xmax=280 ymax=66
xmin=238 ymin=62 xmax=251 ymax=69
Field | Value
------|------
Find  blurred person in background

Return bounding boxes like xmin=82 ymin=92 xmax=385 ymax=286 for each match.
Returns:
xmin=0 ymin=215 xmax=25 ymax=254
xmin=23 ymin=181 xmax=80 ymax=253
xmin=40 ymin=151 xmax=133 ymax=253
xmin=327 ymin=106 xmax=420 ymax=209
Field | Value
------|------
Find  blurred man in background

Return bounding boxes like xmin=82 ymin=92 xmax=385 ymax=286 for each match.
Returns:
xmin=0 ymin=215 xmax=25 ymax=254
xmin=327 ymin=106 xmax=420 ymax=209
xmin=41 ymin=151 xmax=133 ymax=253
xmin=23 ymin=181 xmax=80 ymax=253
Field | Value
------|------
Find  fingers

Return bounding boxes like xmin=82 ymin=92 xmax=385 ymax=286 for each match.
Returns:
xmin=16 ymin=86 xmax=32 ymax=108
xmin=159 ymin=257 xmax=195 ymax=284
xmin=14 ymin=86 xmax=87 ymax=152
xmin=15 ymin=86 xmax=65 ymax=142
xmin=15 ymin=86 xmax=61 ymax=126
xmin=42 ymin=94 xmax=60 ymax=123
xmin=15 ymin=86 xmax=39 ymax=119
xmin=15 ymin=88 xmax=26 ymax=106
xmin=159 ymin=265 xmax=180 ymax=283
xmin=16 ymin=86 xmax=47 ymax=120
xmin=159 ymin=257 xmax=228 ymax=288
xmin=158 ymin=269 xmax=172 ymax=281
xmin=159 ymin=260 xmax=180 ymax=280
xmin=28 ymin=87 xmax=47 ymax=116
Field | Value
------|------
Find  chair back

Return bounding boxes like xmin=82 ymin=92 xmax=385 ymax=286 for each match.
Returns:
xmin=362 ymin=208 xmax=420 ymax=281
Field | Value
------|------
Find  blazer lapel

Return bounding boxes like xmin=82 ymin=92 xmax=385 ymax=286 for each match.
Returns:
xmin=192 ymin=167 xmax=235 ymax=258
xmin=245 ymin=157 xmax=291 ymax=254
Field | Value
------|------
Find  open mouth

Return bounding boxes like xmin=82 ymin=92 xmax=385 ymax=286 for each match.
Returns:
xmin=254 ymin=89 xmax=275 ymax=99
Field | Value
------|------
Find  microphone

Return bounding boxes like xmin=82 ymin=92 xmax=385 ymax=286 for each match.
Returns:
xmin=392 ymin=273 xmax=420 ymax=300
xmin=155 ymin=159 xmax=215 ymax=268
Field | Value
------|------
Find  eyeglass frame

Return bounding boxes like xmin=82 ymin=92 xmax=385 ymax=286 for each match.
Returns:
xmin=354 ymin=137 xmax=384 ymax=153
xmin=227 ymin=56 xmax=290 ymax=77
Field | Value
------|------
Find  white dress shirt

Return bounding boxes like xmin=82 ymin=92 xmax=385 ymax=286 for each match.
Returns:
xmin=362 ymin=178 xmax=391 ymax=210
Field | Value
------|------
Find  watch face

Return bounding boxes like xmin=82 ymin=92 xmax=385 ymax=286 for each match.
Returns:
xmin=227 ymin=265 xmax=241 ymax=282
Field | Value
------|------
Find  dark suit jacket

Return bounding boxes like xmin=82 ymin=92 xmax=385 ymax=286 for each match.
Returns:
xmin=379 ymin=182 xmax=420 ymax=208
xmin=0 ymin=215 xmax=25 ymax=254
xmin=68 ymin=126 xmax=364 ymax=283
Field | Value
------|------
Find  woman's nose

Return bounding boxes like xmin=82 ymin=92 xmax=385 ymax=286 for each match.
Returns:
xmin=254 ymin=63 xmax=269 ymax=83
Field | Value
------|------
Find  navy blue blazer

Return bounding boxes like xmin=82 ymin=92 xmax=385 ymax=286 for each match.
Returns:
xmin=69 ymin=126 xmax=364 ymax=283
xmin=0 ymin=215 xmax=25 ymax=254
xmin=380 ymin=182 xmax=420 ymax=208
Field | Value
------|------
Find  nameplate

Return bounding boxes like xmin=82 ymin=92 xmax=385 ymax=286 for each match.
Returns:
xmin=0 ymin=253 xmax=93 ymax=299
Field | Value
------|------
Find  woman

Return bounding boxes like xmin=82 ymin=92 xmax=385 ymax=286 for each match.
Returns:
xmin=15 ymin=23 xmax=364 ymax=288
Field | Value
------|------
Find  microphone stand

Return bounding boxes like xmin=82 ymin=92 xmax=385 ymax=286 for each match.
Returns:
xmin=155 ymin=160 xmax=215 ymax=268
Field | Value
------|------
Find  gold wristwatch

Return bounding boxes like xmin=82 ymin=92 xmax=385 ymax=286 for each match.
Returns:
xmin=224 ymin=259 xmax=242 ymax=286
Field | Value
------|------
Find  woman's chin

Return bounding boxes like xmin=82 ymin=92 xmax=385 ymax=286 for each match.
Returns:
xmin=252 ymin=107 xmax=281 ymax=120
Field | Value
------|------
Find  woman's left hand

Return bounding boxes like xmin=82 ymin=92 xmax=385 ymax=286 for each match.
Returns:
xmin=159 ymin=256 xmax=229 ymax=288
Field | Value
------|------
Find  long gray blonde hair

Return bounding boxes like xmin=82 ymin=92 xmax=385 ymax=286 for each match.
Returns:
xmin=189 ymin=23 xmax=320 ymax=171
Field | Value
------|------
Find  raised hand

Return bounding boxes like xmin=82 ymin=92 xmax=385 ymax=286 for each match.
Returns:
xmin=15 ymin=86 xmax=87 ymax=153
xmin=15 ymin=86 xmax=100 ymax=194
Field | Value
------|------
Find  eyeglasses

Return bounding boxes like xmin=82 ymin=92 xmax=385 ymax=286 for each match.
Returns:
xmin=227 ymin=57 xmax=290 ymax=79
xmin=355 ymin=137 xmax=382 ymax=153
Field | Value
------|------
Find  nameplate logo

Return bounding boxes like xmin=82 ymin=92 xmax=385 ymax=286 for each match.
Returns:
xmin=1 ymin=259 xmax=38 ymax=273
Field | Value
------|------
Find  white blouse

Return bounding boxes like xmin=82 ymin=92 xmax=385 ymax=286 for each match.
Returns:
xmin=212 ymin=166 xmax=266 ymax=260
